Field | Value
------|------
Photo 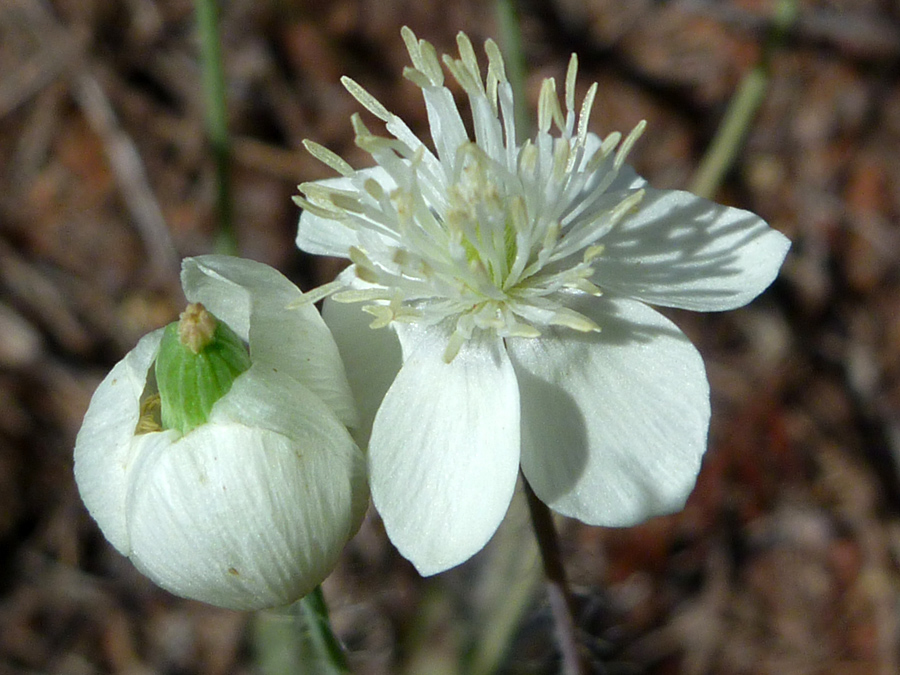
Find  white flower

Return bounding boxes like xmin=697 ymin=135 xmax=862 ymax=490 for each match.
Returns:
xmin=74 ymin=255 xmax=367 ymax=610
xmin=295 ymin=28 xmax=790 ymax=575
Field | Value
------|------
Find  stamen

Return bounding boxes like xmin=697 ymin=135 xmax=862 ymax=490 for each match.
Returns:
xmin=484 ymin=39 xmax=507 ymax=114
xmin=597 ymin=131 xmax=621 ymax=160
xmin=418 ymin=40 xmax=444 ymax=86
xmin=328 ymin=193 xmax=368 ymax=214
xmin=552 ymin=137 xmax=571 ymax=182
xmin=298 ymin=183 xmax=369 ymax=217
xmin=538 ymin=78 xmax=562 ymax=134
xmin=549 ymin=307 xmax=601 ymax=332
xmin=614 ymin=120 xmax=647 ymax=170
xmin=575 ymin=83 xmax=598 ymax=155
xmin=401 ymin=26 xmax=444 ymax=87
xmin=296 ymin=32 xmax=656 ymax=351
xmin=552 ymin=189 xmax=645 ymax=263
xmin=291 ymin=195 xmax=347 ymax=221
xmin=349 ymin=247 xmax=382 ymax=284
xmin=302 ymin=140 xmax=354 ymax=176
xmin=608 ymin=189 xmax=645 ymax=223
xmin=518 ymin=141 xmax=538 ymax=177
xmin=364 ymin=178 xmax=385 ymax=200
xmin=455 ymin=32 xmax=484 ymax=94
xmin=584 ymin=244 xmax=605 ymax=262
xmin=565 ymin=54 xmax=578 ymax=117
xmin=403 ymin=67 xmax=433 ymax=89
xmin=504 ymin=316 xmax=541 ymax=338
xmin=286 ymin=280 xmax=344 ymax=307
xmin=298 ymin=182 xmax=357 ymax=202
xmin=443 ymin=330 xmax=466 ymax=363
xmin=442 ymin=55 xmax=480 ymax=97
xmin=571 ymin=279 xmax=604 ymax=296
xmin=331 ymin=288 xmax=393 ymax=303
xmin=342 ymin=77 xmax=392 ymax=122
xmin=362 ymin=304 xmax=394 ymax=329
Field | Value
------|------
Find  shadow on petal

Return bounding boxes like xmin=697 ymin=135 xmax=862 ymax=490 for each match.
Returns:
xmin=509 ymin=294 xmax=709 ymax=525
xmin=515 ymin=363 xmax=589 ymax=503
xmin=590 ymin=187 xmax=789 ymax=310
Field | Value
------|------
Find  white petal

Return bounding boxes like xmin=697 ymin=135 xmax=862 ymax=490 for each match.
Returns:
xmin=296 ymin=168 xmax=396 ymax=257
xmin=181 ymin=255 xmax=357 ymax=426
xmin=368 ymin=324 xmax=520 ymax=575
xmin=591 ymin=185 xmax=790 ymax=311
xmin=507 ymin=296 xmax=710 ymax=526
xmin=422 ymin=86 xmax=469 ymax=169
xmin=322 ymin=298 xmax=402 ymax=446
xmin=297 ymin=212 xmax=358 ymax=259
xmin=73 ymin=329 xmax=171 ymax=553
xmin=126 ymin=367 xmax=367 ymax=610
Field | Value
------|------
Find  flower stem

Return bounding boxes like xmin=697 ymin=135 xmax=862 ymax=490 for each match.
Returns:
xmin=194 ymin=0 xmax=238 ymax=254
xmin=523 ymin=477 xmax=588 ymax=675
xmin=298 ymin=586 xmax=351 ymax=674
xmin=253 ymin=586 xmax=351 ymax=675
xmin=689 ymin=0 xmax=799 ymax=199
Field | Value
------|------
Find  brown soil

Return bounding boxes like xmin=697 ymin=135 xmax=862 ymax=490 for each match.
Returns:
xmin=2 ymin=1 xmax=900 ymax=673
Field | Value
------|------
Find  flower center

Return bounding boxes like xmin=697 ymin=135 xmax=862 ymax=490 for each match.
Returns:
xmin=446 ymin=145 xmax=518 ymax=292
xmin=295 ymin=29 xmax=650 ymax=362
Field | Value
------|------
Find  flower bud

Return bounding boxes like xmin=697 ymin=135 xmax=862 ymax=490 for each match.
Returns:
xmin=74 ymin=256 xmax=367 ymax=610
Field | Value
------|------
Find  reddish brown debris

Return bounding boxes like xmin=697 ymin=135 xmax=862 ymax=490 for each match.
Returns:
xmin=2 ymin=0 xmax=900 ymax=673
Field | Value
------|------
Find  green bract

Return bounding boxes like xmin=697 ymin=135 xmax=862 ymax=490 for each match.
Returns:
xmin=155 ymin=303 xmax=252 ymax=435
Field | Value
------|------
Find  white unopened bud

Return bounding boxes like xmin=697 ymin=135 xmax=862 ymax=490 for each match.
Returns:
xmin=74 ymin=255 xmax=367 ymax=610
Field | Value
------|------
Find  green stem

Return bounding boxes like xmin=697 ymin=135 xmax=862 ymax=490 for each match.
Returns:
xmin=495 ymin=8 xmax=585 ymax=671
xmin=523 ymin=478 xmax=588 ymax=675
xmin=689 ymin=68 xmax=768 ymax=200
xmin=194 ymin=0 xmax=238 ymax=254
xmin=299 ymin=586 xmax=351 ymax=674
xmin=466 ymin=486 xmax=542 ymax=675
xmin=689 ymin=0 xmax=799 ymax=199
xmin=253 ymin=586 xmax=351 ymax=675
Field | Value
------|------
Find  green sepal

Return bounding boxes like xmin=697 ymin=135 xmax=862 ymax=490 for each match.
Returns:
xmin=155 ymin=310 xmax=252 ymax=435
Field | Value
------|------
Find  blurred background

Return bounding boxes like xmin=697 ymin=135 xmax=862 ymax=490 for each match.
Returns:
xmin=2 ymin=0 xmax=900 ymax=673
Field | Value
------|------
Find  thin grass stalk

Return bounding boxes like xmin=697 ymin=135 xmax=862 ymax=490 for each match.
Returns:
xmin=194 ymin=0 xmax=238 ymax=254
